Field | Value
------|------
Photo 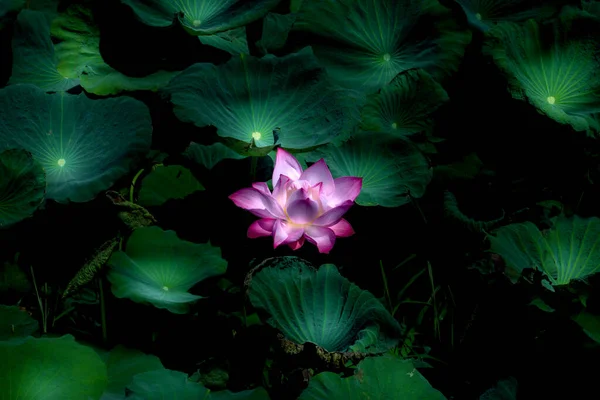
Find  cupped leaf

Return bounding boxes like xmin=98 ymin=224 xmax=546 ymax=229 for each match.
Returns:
xmin=121 ymin=0 xmax=280 ymax=34
xmin=298 ymin=355 xmax=446 ymax=400
xmin=10 ymin=10 xmax=79 ymax=91
xmin=455 ymin=0 xmax=559 ymax=32
xmin=483 ymin=7 xmax=600 ymax=135
xmin=0 ymin=305 xmax=38 ymax=340
xmin=0 ymin=335 xmax=108 ymax=400
xmin=138 ymin=165 xmax=205 ymax=207
xmin=127 ymin=369 xmax=209 ymax=400
xmin=184 ymin=142 xmax=246 ymax=170
xmin=0 ymin=149 xmax=45 ymax=228
xmin=291 ymin=0 xmax=471 ymax=93
xmin=0 ymin=84 xmax=152 ymax=203
xmin=247 ymin=257 xmax=402 ymax=354
xmin=107 ymin=226 xmax=227 ymax=314
xmin=164 ymin=47 xmax=361 ymax=152
xmin=51 ymin=4 xmax=180 ymax=96
xmin=101 ymin=346 xmax=164 ymax=400
xmin=306 ymin=136 xmax=432 ymax=207
xmin=572 ymin=309 xmax=600 ymax=343
xmin=488 ymin=215 xmax=600 ymax=286
xmin=360 ymin=69 xmax=449 ymax=138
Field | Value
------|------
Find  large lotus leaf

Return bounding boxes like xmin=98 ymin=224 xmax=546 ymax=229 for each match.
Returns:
xmin=306 ymin=136 xmax=432 ymax=207
xmin=298 ymin=355 xmax=446 ymax=399
xmin=107 ymin=226 xmax=227 ymax=314
xmin=101 ymin=345 xmax=164 ymax=400
xmin=184 ymin=142 xmax=246 ymax=170
xmin=0 ymin=335 xmax=108 ymax=400
xmin=210 ymin=387 xmax=270 ymax=400
xmin=10 ymin=10 xmax=79 ymax=91
xmin=51 ymin=4 xmax=179 ymax=96
xmin=0 ymin=305 xmax=38 ymax=340
xmin=360 ymin=69 xmax=449 ymax=138
xmin=291 ymin=0 xmax=471 ymax=94
xmin=455 ymin=0 xmax=559 ymax=32
xmin=127 ymin=369 xmax=209 ymax=400
xmin=483 ymin=7 xmax=600 ymax=136
xmin=121 ymin=0 xmax=280 ymax=34
xmin=198 ymin=26 xmax=249 ymax=55
xmin=247 ymin=257 xmax=401 ymax=354
xmin=138 ymin=165 xmax=205 ymax=207
xmin=256 ymin=12 xmax=296 ymax=55
xmin=0 ymin=84 xmax=152 ymax=203
xmin=489 ymin=215 xmax=600 ymax=286
xmin=0 ymin=149 xmax=45 ymax=228
xmin=164 ymin=47 xmax=361 ymax=153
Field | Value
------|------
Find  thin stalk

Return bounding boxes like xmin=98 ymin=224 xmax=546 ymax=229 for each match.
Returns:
xmin=99 ymin=277 xmax=108 ymax=345
xmin=30 ymin=266 xmax=46 ymax=333
xmin=379 ymin=260 xmax=393 ymax=312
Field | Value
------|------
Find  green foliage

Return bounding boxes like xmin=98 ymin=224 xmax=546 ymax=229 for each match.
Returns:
xmin=488 ymin=215 xmax=600 ymax=286
xmin=306 ymin=136 xmax=432 ymax=207
xmin=138 ymin=165 xmax=205 ymax=207
xmin=0 ymin=149 xmax=45 ymax=228
xmin=247 ymin=256 xmax=402 ymax=355
xmin=107 ymin=226 xmax=227 ymax=314
xmin=298 ymin=355 xmax=447 ymax=399
xmin=292 ymin=0 xmax=471 ymax=93
xmin=0 ymin=84 xmax=152 ymax=203
xmin=483 ymin=7 xmax=600 ymax=136
xmin=0 ymin=305 xmax=38 ymax=340
xmin=163 ymin=47 xmax=361 ymax=153
xmin=0 ymin=335 xmax=108 ymax=399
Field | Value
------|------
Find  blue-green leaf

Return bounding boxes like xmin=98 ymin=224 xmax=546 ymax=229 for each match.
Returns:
xmin=0 ymin=84 xmax=152 ymax=203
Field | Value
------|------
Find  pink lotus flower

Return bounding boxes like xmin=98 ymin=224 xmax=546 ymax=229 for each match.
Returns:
xmin=229 ymin=148 xmax=362 ymax=254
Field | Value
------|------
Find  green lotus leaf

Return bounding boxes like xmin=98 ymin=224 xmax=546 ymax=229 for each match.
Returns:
xmin=51 ymin=4 xmax=180 ymax=96
xmin=198 ymin=26 xmax=249 ymax=55
xmin=298 ymin=355 xmax=446 ymax=399
xmin=120 ymin=0 xmax=280 ymax=34
xmin=138 ymin=165 xmax=205 ymax=207
xmin=291 ymin=0 xmax=471 ymax=94
xmin=0 ymin=0 xmax=24 ymax=20
xmin=0 ymin=84 xmax=152 ymax=203
xmin=9 ymin=10 xmax=79 ymax=91
xmin=572 ymin=309 xmax=600 ymax=343
xmin=0 ymin=149 xmax=45 ymax=228
xmin=0 ymin=335 xmax=108 ymax=400
xmin=0 ymin=305 xmax=38 ymax=340
xmin=163 ymin=47 xmax=361 ymax=152
xmin=306 ymin=136 xmax=432 ymax=207
xmin=127 ymin=369 xmax=209 ymax=400
xmin=184 ymin=142 xmax=246 ymax=170
xmin=479 ymin=377 xmax=518 ymax=400
xmin=483 ymin=7 xmax=600 ymax=136
xmin=0 ymin=258 xmax=31 ymax=294
xmin=360 ymin=69 xmax=449 ymax=138
xmin=488 ymin=215 xmax=600 ymax=286
xmin=582 ymin=0 xmax=600 ymax=17
xmin=455 ymin=0 xmax=559 ymax=32
xmin=256 ymin=12 xmax=296 ymax=55
xmin=100 ymin=345 xmax=164 ymax=399
xmin=107 ymin=226 xmax=227 ymax=314
xmin=210 ymin=387 xmax=270 ymax=400
xmin=247 ymin=257 xmax=401 ymax=354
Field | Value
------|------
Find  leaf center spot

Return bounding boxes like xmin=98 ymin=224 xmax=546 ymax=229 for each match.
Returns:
xmin=547 ymin=96 xmax=556 ymax=105
xmin=382 ymin=53 xmax=391 ymax=62
xmin=252 ymin=131 xmax=262 ymax=140
xmin=192 ymin=19 xmax=201 ymax=27
xmin=57 ymin=158 xmax=66 ymax=167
